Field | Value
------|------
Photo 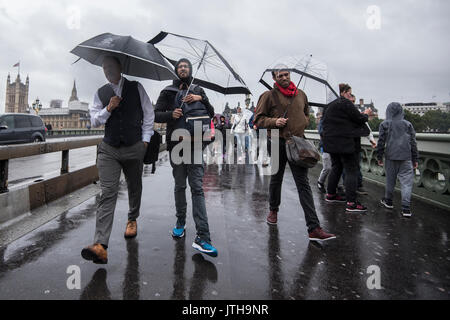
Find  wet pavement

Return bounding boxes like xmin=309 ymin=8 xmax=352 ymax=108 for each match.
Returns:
xmin=0 ymin=152 xmax=449 ymax=300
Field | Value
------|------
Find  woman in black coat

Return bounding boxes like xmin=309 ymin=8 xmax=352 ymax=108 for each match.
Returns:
xmin=321 ymin=83 xmax=369 ymax=212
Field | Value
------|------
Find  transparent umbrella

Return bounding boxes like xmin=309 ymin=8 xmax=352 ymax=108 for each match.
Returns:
xmin=149 ymin=31 xmax=251 ymax=95
xmin=259 ymin=54 xmax=339 ymax=111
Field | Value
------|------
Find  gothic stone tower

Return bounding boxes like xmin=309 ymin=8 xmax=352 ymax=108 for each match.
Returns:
xmin=69 ymin=80 xmax=78 ymax=102
xmin=5 ymin=73 xmax=29 ymax=113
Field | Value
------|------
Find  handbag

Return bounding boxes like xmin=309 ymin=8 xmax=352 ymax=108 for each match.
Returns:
xmin=271 ymin=89 xmax=320 ymax=168
xmin=285 ymin=135 xmax=320 ymax=168
xmin=144 ymin=131 xmax=162 ymax=173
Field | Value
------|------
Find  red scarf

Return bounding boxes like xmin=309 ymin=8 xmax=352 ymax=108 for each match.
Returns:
xmin=275 ymin=81 xmax=298 ymax=97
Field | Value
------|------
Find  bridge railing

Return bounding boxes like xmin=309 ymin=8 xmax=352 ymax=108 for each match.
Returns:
xmin=0 ymin=132 xmax=167 ymax=223
xmin=304 ymin=130 xmax=450 ymax=210
xmin=0 ymin=137 xmax=103 ymax=212
xmin=46 ymin=129 xmax=105 ymax=137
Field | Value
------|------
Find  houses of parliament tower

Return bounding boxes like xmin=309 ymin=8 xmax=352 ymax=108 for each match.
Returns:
xmin=5 ymin=73 xmax=29 ymax=113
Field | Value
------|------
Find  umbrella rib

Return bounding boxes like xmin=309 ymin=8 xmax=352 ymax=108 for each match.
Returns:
xmin=200 ymin=58 xmax=227 ymax=70
xmin=160 ymin=45 xmax=199 ymax=62
xmin=184 ymin=39 xmax=204 ymax=60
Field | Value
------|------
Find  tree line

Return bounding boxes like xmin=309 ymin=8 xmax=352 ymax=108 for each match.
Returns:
xmin=366 ymin=110 xmax=450 ymax=133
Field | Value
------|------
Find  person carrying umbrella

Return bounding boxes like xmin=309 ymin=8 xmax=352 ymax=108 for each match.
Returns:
xmin=81 ymin=56 xmax=155 ymax=264
xmin=154 ymin=58 xmax=218 ymax=257
xmin=254 ymin=65 xmax=336 ymax=241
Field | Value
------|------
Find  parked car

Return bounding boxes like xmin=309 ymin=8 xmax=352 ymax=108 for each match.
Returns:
xmin=0 ymin=113 xmax=46 ymax=145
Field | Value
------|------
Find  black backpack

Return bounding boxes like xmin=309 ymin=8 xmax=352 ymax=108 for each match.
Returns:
xmin=165 ymin=84 xmax=214 ymax=143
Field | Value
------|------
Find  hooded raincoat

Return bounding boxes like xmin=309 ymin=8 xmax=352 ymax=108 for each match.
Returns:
xmin=376 ymin=102 xmax=418 ymax=162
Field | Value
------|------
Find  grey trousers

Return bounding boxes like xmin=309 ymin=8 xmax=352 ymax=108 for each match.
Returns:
xmin=170 ymin=156 xmax=211 ymax=243
xmin=384 ymin=159 xmax=414 ymax=208
xmin=318 ymin=152 xmax=332 ymax=184
xmin=94 ymin=141 xmax=147 ymax=246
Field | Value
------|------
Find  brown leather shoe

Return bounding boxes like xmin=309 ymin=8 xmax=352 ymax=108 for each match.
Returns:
xmin=266 ymin=210 xmax=278 ymax=225
xmin=308 ymin=227 xmax=336 ymax=241
xmin=124 ymin=220 xmax=137 ymax=238
xmin=81 ymin=243 xmax=108 ymax=264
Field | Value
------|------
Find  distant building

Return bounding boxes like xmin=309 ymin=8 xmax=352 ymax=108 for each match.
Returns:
xmin=50 ymin=99 xmax=63 ymax=108
xmin=357 ymin=98 xmax=378 ymax=120
xmin=5 ymin=73 xmax=29 ymax=113
xmin=402 ymin=102 xmax=449 ymax=116
xmin=223 ymin=103 xmax=232 ymax=119
xmin=39 ymin=80 xmax=91 ymax=129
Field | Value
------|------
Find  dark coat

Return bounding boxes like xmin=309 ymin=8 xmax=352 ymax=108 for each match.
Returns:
xmin=322 ymin=97 xmax=369 ymax=154
xmin=154 ymin=81 xmax=214 ymax=151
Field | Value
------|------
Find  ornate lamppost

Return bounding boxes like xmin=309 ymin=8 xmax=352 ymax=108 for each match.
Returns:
xmin=245 ymin=94 xmax=251 ymax=109
xmin=32 ymin=97 xmax=42 ymax=115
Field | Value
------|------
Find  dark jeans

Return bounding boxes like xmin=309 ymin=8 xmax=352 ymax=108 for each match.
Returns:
xmin=327 ymin=152 xmax=360 ymax=203
xmin=342 ymin=151 xmax=363 ymax=188
xmin=170 ymin=155 xmax=211 ymax=243
xmin=269 ymin=141 xmax=320 ymax=233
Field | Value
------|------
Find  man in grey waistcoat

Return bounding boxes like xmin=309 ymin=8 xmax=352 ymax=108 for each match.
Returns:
xmin=81 ymin=56 xmax=154 ymax=264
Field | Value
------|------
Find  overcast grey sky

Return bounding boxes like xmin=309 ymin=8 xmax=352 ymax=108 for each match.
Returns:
xmin=1 ymin=0 xmax=449 ymax=118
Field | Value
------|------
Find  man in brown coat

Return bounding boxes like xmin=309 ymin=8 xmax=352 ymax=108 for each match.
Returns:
xmin=254 ymin=66 xmax=336 ymax=241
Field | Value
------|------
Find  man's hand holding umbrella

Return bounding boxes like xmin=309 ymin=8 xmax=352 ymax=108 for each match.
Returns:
xmin=106 ymin=96 xmax=122 ymax=113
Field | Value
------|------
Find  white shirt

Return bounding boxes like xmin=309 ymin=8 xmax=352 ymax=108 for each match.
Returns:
xmin=89 ymin=76 xmax=155 ymax=142
xmin=231 ymin=112 xmax=247 ymax=134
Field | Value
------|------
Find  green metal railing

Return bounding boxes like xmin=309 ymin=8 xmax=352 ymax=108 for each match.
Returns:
xmin=304 ymin=130 xmax=450 ymax=209
xmin=46 ymin=129 xmax=105 ymax=137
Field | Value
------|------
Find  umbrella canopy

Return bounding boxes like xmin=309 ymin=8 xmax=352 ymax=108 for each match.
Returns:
xmin=259 ymin=54 xmax=339 ymax=109
xmin=148 ymin=31 xmax=251 ymax=95
xmin=71 ymin=33 xmax=178 ymax=81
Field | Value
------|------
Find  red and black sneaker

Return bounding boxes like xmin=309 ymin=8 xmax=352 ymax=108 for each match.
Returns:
xmin=346 ymin=201 xmax=367 ymax=213
xmin=266 ymin=210 xmax=278 ymax=225
xmin=308 ymin=227 xmax=337 ymax=241
xmin=325 ymin=194 xmax=346 ymax=203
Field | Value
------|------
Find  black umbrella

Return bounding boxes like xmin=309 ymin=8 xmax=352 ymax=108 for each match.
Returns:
xmin=148 ymin=31 xmax=251 ymax=95
xmin=71 ymin=33 xmax=178 ymax=81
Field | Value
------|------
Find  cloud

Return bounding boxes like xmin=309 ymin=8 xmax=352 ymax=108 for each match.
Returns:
xmin=0 ymin=0 xmax=449 ymax=119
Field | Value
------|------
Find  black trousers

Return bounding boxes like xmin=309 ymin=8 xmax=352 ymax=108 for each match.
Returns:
xmin=269 ymin=141 xmax=320 ymax=233
xmin=327 ymin=152 xmax=360 ymax=203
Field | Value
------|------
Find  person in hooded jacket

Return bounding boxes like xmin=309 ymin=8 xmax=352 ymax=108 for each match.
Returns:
xmin=154 ymin=58 xmax=218 ymax=257
xmin=377 ymin=102 xmax=418 ymax=217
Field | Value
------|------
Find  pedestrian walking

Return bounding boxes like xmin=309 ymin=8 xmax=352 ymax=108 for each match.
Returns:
xmin=254 ymin=66 xmax=336 ymax=241
xmin=377 ymin=102 xmax=418 ymax=217
xmin=230 ymin=106 xmax=248 ymax=163
xmin=154 ymin=58 xmax=218 ymax=257
xmin=81 ymin=56 xmax=154 ymax=264
xmin=321 ymin=83 xmax=369 ymax=213
xmin=217 ymin=115 xmax=230 ymax=158
xmin=317 ymin=111 xmax=331 ymax=193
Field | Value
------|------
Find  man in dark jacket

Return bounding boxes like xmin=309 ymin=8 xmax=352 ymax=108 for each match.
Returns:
xmin=154 ymin=58 xmax=218 ymax=257
xmin=254 ymin=66 xmax=336 ymax=241
xmin=216 ymin=115 xmax=230 ymax=156
xmin=322 ymin=83 xmax=369 ymax=212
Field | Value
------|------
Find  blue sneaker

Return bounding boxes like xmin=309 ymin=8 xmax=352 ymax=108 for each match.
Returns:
xmin=172 ymin=225 xmax=185 ymax=238
xmin=192 ymin=236 xmax=218 ymax=257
